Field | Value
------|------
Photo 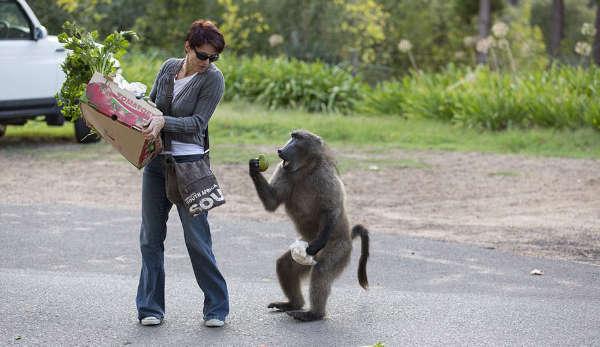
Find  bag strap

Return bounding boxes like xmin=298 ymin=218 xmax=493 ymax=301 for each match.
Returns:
xmin=160 ymin=61 xmax=177 ymax=152
xmin=204 ymin=128 xmax=210 ymax=151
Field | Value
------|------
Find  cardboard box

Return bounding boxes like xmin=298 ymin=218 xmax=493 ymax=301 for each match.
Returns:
xmin=79 ymin=72 xmax=163 ymax=169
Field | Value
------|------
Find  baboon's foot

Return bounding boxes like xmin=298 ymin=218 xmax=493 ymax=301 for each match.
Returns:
xmin=286 ymin=310 xmax=324 ymax=321
xmin=267 ymin=301 xmax=303 ymax=312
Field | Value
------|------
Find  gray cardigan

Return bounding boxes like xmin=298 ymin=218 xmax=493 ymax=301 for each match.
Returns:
xmin=149 ymin=58 xmax=224 ymax=150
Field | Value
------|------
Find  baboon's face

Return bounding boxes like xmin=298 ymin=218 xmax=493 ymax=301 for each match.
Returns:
xmin=277 ymin=130 xmax=322 ymax=172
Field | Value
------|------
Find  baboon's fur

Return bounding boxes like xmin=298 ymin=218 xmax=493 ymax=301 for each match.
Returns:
xmin=249 ymin=129 xmax=369 ymax=321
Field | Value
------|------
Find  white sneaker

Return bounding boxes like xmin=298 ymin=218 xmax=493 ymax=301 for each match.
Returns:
xmin=204 ymin=318 xmax=225 ymax=327
xmin=140 ymin=316 xmax=162 ymax=326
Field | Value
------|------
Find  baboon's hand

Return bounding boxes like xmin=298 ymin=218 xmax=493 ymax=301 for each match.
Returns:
xmin=249 ymin=158 xmax=261 ymax=175
xmin=289 ymin=240 xmax=317 ymax=266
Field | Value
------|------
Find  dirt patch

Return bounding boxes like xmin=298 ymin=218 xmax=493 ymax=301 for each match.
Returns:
xmin=1 ymin=141 xmax=599 ymax=265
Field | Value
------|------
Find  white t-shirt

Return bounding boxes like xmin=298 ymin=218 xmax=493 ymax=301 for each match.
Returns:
xmin=173 ymin=73 xmax=196 ymax=98
xmin=164 ymin=73 xmax=205 ymax=156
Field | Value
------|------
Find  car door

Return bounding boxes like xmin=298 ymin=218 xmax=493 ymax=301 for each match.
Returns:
xmin=0 ymin=0 xmax=66 ymax=103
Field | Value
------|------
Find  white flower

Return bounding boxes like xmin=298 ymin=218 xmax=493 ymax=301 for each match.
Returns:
xmin=268 ymin=34 xmax=284 ymax=47
xmin=581 ymin=23 xmax=597 ymax=38
xmin=464 ymin=72 xmax=476 ymax=83
xmin=463 ymin=36 xmax=477 ymax=47
xmin=476 ymin=37 xmax=494 ymax=54
xmin=398 ymin=39 xmax=412 ymax=53
xmin=492 ymin=22 xmax=509 ymax=38
xmin=575 ymin=42 xmax=592 ymax=57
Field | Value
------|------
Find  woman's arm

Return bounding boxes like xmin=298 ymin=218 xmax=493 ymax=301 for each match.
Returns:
xmin=162 ymin=69 xmax=225 ymax=134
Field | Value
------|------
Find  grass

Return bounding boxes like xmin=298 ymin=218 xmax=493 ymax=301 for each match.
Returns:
xmin=3 ymin=101 xmax=600 ymax=163
xmin=487 ymin=171 xmax=520 ymax=177
xmin=210 ymin=143 xmax=430 ymax=173
xmin=210 ymin=101 xmax=600 ymax=159
xmin=3 ymin=117 xmax=74 ymax=141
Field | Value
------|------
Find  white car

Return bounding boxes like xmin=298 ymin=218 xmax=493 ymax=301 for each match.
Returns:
xmin=0 ymin=0 xmax=97 ymax=142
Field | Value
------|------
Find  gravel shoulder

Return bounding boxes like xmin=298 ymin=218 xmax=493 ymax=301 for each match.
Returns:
xmin=1 ymin=141 xmax=599 ymax=265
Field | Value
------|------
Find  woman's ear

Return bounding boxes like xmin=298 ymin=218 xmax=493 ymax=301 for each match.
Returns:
xmin=184 ymin=40 xmax=190 ymax=53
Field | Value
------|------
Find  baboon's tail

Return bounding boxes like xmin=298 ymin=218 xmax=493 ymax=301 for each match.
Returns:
xmin=351 ymin=224 xmax=369 ymax=289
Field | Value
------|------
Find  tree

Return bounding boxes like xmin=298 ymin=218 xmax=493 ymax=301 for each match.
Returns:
xmin=26 ymin=0 xmax=71 ymax=34
xmin=504 ymin=1 xmax=549 ymax=70
xmin=550 ymin=0 xmax=565 ymax=59
xmin=478 ymin=0 xmax=491 ymax=64
xmin=531 ymin=0 xmax=595 ymax=63
xmin=133 ymin=0 xmax=221 ymax=53
xmin=333 ymin=0 xmax=388 ymax=65
xmin=373 ymin=0 xmax=473 ymax=73
xmin=258 ymin=0 xmax=339 ymax=61
xmin=258 ymin=0 xmax=387 ymax=66
xmin=216 ymin=0 xmax=269 ymax=54
xmin=454 ymin=0 xmax=504 ymax=22
xmin=28 ymin=0 xmax=146 ymax=37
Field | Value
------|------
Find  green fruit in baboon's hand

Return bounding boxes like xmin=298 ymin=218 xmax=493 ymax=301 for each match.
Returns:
xmin=258 ymin=154 xmax=269 ymax=172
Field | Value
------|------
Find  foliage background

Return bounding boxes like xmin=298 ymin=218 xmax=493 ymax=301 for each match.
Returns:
xmin=26 ymin=0 xmax=600 ymax=134
xmin=28 ymin=0 xmax=597 ymax=74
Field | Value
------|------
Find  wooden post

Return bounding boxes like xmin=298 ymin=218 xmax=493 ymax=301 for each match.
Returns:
xmin=477 ymin=0 xmax=491 ymax=65
xmin=550 ymin=0 xmax=565 ymax=60
xmin=594 ymin=2 xmax=600 ymax=66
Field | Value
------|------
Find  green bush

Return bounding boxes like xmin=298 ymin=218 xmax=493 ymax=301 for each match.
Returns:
xmin=122 ymin=53 xmax=362 ymax=114
xmin=358 ymin=65 xmax=600 ymax=131
xmin=218 ymin=55 xmax=362 ymax=113
xmin=448 ymin=66 xmax=600 ymax=130
xmin=358 ymin=65 xmax=465 ymax=121
xmin=356 ymin=79 xmax=406 ymax=117
xmin=121 ymin=51 xmax=600 ymax=132
xmin=402 ymin=67 xmax=466 ymax=122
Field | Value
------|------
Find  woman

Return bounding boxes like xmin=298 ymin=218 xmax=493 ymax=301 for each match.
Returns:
xmin=136 ymin=19 xmax=228 ymax=328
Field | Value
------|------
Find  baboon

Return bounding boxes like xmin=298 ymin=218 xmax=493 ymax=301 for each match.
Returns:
xmin=249 ymin=129 xmax=369 ymax=322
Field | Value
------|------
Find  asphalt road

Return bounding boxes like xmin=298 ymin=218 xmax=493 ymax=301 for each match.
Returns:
xmin=1 ymin=203 xmax=600 ymax=346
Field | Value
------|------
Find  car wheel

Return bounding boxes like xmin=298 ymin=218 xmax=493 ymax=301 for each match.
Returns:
xmin=74 ymin=117 xmax=100 ymax=143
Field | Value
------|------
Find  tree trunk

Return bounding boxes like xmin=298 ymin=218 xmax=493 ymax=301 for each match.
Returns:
xmin=550 ymin=0 xmax=565 ymax=59
xmin=594 ymin=2 xmax=600 ymax=65
xmin=477 ymin=0 xmax=491 ymax=65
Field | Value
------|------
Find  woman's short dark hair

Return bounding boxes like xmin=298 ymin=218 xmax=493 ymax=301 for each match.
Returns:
xmin=185 ymin=20 xmax=225 ymax=53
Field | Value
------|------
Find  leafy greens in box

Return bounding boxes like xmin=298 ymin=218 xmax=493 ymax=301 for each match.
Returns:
xmin=56 ymin=21 xmax=138 ymax=122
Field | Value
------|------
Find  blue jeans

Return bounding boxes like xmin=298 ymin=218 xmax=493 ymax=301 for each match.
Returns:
xmin=136 ymin=156 xmax=229 ymax=321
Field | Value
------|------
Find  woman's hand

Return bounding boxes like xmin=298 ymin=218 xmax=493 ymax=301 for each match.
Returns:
xmin=142 ymin=116 xmax=165 ymax=141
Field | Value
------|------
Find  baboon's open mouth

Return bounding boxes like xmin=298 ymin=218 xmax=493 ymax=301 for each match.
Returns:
xmin=279 ymin=151 xmax=290 ymax=169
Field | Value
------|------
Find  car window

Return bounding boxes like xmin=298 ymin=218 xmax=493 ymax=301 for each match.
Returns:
xmin=0 ymin=1 xmax=32 ymax=40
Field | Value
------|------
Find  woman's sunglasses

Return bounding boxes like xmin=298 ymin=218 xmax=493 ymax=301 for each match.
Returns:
xmin=193 ymin=48 xmax=219 ymax=62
